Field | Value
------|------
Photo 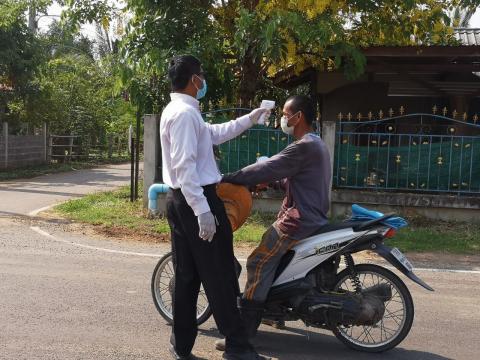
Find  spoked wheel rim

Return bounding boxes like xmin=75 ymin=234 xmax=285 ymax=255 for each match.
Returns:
xmin=153 ymin=255 xmax=210 ymax=321
xmin=334 ymin=270 xmax=407 ymax=348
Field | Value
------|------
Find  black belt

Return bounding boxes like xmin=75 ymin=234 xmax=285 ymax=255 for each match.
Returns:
xmin=170 ymin=183 xmax=217 ymax=194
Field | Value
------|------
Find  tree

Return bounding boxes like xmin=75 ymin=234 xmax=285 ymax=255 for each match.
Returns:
xmin=450 ymin=6 xmax=476 ymax=27
xmin=42 ymin=20 xmax=94 ymax=59
xmin=30 ymin=53 xmax=134 ymax=138
xmin=0 ymin=0 xmax=45 ymax=125
xmin=64 ymin=0 xmax=480 ymax=107
xmin=27 ymin=0 xmax=54 ymax=33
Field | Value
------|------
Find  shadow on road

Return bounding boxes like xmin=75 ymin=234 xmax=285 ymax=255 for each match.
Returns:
xmin=0 ymin=166 xmax=132 ymax=189
xmin=0 ymin=210 xmax=26 ymax=217
xmin=198 ymin=325 xmax=452 ymax=360
xmin=0 ymin=187 xmax=85 ymax=197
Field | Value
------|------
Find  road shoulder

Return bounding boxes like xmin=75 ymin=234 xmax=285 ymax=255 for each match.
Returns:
xmin=22 ymin=214 xmax=480 ymax=272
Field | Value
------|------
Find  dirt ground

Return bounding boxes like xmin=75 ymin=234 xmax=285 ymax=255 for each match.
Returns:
xmin=30 ymin=212 xmax=480 ymax=271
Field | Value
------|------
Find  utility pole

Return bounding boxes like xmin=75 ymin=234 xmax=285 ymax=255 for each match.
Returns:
xmin=134 ymin=110 xmax=141 ymax=200
xmin=129 ymin=125 xmax=134 ymax=202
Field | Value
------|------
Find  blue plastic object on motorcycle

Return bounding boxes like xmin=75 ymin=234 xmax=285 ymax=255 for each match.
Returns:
xmin=350 ymin=204 xmax=408 ymax=229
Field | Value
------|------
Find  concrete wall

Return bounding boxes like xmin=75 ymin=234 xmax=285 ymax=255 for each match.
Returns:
xmin=152 ymin=188 xmax=480 ymax=223
xmin=251 ymin=189 xmax=480 ymax=223
xmin=331 ymin=189 xmax=480 ymax=223
xmin=0 ymin=123 xmax=47 ymax=169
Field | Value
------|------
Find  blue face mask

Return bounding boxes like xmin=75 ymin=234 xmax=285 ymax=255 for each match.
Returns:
xmin=193 ymin=75 xmax=207 ymax=100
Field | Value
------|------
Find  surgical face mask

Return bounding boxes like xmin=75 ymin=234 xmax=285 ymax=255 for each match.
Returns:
xmin=193 ymin=75 xmax=207 ymax=100
xmin=280 ymin=112 xmax=299 ymax=135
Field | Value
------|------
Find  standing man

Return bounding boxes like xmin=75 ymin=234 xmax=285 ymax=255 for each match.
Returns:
xmin=217 ymin=95 xmax=332 ymax=349
xmin=160 ymin=55 xmax=270 ymax=360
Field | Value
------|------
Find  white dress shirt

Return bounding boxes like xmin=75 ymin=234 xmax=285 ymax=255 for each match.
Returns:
xmin=160 ymin=93 xmax=252 ymax=216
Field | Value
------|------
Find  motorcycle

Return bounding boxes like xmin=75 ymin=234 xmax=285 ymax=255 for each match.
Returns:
xmin=151 ymin=208 xmax=433 ymax=353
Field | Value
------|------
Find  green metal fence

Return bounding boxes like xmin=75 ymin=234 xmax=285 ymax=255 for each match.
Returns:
xmin=334 ymin=114 xmax=480 ymax=194
xmin=217 ymin=127 xmax=293 ymax=173
xmin=202 ymin=108 xmax=298 ymax=173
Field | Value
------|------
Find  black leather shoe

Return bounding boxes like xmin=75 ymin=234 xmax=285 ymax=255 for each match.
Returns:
xmin=169 ymin=345 xmax=199 ymax=360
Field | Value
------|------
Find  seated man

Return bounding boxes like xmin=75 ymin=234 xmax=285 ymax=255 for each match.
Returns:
xmin=220 ymin=95 xmax=332 ymax=346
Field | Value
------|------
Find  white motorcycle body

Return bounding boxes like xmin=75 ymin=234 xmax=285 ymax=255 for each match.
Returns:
xmin=273 ymin=227 xmax=369 ymax=286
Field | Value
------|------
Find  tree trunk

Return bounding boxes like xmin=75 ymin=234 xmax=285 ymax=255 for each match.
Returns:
xmin=28 ymin=4 xmax=37 ymax=33
xmin=238 ymin=49 xmax=262 ymax=106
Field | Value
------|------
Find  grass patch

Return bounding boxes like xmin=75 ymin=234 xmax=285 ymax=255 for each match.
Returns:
xmin=54 ymin=185 xmax=479 ymax=254
xmin=0 ymin=158 xmax=129 ymax=182
xmin=234 ymin=212 xmax=277 ymax=244
xmin=55 ymin=184 xmax=170 ymax=239
xmin=388 ymin=217 xmax=480 ymax=254
xmin=235 ymin=214 xmax=479 ymax=254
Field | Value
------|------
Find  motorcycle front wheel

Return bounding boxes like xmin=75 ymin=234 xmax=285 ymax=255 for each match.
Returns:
xmin=332 ymin=264 xmax=414 ymax=353
xmin=151 ymin=252 xmax=212 ymax=325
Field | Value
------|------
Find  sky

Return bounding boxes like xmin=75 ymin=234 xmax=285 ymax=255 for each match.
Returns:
xmin=38 ymin=1 xmax=480 ymax=40
xmin=471 ymin=10 xmax=480 ymax=27
xmin=38 ymin=2 xmax=96 ymax=38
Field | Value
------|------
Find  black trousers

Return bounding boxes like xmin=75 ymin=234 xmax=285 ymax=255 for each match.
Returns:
xmin=166 ymin=184 xmax=250 ymax=356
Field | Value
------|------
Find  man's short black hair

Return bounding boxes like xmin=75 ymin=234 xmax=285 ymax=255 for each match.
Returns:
xmin=168 ymin=55 xmax=202 ymax=91
xmin=286 ymin=95 xmax=316 ymax=125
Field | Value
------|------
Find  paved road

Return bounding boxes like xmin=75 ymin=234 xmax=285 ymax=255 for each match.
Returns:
xmin=1 ymin=217 xmax=479 ymax=360
xmin=1 ymin=166 xmax=479 ymax=359
xmin=0 ymin=163 xmax=137 ymax=216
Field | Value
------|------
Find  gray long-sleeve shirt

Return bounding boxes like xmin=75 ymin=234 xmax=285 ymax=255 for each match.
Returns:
xmin=222 ymin=133 xmax=331 ymax=240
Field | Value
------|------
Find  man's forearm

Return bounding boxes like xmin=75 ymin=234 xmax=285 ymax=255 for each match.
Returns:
xmin=208 ymin=115 xmax=252 ymax=145
xmin=223 ymin=142 xmax=301 ymax=186
xmin=223 ymin=163 xmax=280 ymax=187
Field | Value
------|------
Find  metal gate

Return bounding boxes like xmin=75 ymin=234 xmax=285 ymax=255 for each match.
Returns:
xmin=334 ymin=108 xmax=480 ymax=195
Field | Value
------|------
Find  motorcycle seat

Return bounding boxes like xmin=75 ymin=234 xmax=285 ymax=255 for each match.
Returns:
xmin=309 ymin=221 xmax=360 ymax=237
xmin=309 ymin=213 xmax=396 ymax=238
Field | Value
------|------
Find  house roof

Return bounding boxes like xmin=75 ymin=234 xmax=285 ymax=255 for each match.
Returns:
xmin=274 ymin=28 xmax=480 ymax=95
xmin=454 ymin=28 xmax=480 ymax=46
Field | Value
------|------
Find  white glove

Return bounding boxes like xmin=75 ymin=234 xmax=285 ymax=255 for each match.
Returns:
xmin=248 ymin=108 xmax=271 ymax=126
xmin=197 ymin=211 xmax=216 ymax=242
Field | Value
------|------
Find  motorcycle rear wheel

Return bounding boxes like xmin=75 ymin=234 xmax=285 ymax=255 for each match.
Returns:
xmin=332 ymin=264 xmax=414 ymax=353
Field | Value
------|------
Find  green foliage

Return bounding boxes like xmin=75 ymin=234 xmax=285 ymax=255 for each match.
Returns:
xmin=29 ymin=53 xmax=134 ymax=138
xmin=5 ymin=0 xmax=480 ymax=138
xmin=0 ymin=4 xmax=135 ymax=138
xmin=43 ymin=20 xmax=94 ymax=59
xmin=0 ymin=0 xmax=45 ymax=125
xmin=120 ymin=0 xmax=228 ymax=110
xmin=88 ymin=0 xmax=480 ymax=107
xmin=0 ymin=0 xmax=28 ymax=27
xmin=61 ymin=0 xmax=114 ymax=27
